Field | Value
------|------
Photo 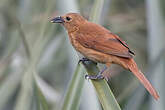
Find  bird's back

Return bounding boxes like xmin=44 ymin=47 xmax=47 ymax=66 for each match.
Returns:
xmin=79 ymin=22 xmax=110 ymax=36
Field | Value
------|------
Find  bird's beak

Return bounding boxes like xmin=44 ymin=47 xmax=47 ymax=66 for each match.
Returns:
xmin=51 ymin=16 xmax=64 ymax=23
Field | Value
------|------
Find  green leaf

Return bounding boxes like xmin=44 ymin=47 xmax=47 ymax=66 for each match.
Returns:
xmin=82 ymin=61 xmax=121 ymax=110
xmin=35 ymin=77 xmax=49 ymax=110
xmin=61 ymin=64 xmax=85 ymax=110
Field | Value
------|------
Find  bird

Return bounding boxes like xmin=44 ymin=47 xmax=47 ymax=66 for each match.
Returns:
xmin=51 ymin=13 xmax=159 ymax=100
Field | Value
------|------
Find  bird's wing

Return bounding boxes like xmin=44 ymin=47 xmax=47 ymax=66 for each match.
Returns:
xmin=76 ymin=32 xmax=134 ymax=58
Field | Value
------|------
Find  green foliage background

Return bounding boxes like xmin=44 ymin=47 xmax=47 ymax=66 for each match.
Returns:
xmin=0 ymin=0 xmax=164 ymax=110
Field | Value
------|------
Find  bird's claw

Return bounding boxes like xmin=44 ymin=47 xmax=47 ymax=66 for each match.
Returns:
xmin=85 ymin=74 xmax=104 ymax=80
xmin=78 ymin=58 xmax=90 ymax=64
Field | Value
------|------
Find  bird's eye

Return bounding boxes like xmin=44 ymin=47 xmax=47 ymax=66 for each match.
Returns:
xmin=66 ymin=16 xmax=71 ymax=21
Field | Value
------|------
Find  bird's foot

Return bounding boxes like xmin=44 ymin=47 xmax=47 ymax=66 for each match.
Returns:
xmin=78 ymin=58 xmax=90 ymax=64
xmin=85 ymin=74 xmax=104 ymax=80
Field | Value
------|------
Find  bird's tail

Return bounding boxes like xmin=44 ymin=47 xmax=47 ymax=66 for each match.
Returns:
xmin=124 ymin=59 xmax=159 ymax=100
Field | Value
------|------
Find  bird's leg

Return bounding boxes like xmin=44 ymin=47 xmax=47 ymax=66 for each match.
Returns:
xmin=78 ymin=57 xmax=90 ymax=64
xmin=99 ymin=66 xmax=108 ymax=74
xmin=85 ymin=66 xmax=107 ymax=80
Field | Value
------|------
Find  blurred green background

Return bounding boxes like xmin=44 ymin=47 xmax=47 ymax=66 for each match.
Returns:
xmin=0 ymin=0 xmax=164 ymax=110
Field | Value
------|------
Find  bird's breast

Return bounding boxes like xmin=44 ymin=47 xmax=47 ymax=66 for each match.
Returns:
xmin=68 ymin=33 xmax=113 ymax=63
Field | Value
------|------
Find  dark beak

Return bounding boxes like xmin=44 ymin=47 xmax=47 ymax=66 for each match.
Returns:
xmin=51 ymin=16 xmax=64 ymax=23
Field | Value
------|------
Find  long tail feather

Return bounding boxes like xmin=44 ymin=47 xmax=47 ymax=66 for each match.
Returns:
xmin=126 ymin=59 xmax=159 ymax=100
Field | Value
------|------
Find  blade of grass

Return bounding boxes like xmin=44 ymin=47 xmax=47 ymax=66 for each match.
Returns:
xmin=16 ymin=22 xmax=31 ymax=59
xmin=36 ymin=86 xmax=49 ymax=110
xmin=89 ymin=0 xmax=104 ymax=23
xmin=35 ymin=74 xmax=60 ymax=103
xmin=82 ymin=61 xmax=121 ymax=110
xmin=14 ymin=65 xmax=35 ymax=110
xmin=14 ymin=1 xmax=57 ymax=110
xmin=147 ymin=0 xmax=165 ymax=108
xmin=80 ymin=81 xmax=102 ymax=110
xmin=0 ymin=71 xmax=22 ymax=110
xmin=61 ymin=64 xmax=85 ymax=110
xmin=2 ymin=29 xmax=20 ymax=59
xmin=34 ymin=73 xmax=49 ymax=110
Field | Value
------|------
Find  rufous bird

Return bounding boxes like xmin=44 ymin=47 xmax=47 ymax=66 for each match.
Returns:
xmin=51 ymin=13 xmax=159 ymax=100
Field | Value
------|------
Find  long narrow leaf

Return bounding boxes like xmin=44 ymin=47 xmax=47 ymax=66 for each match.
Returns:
xmin=147 ymin=0 xmax=165 ymax=109
xmin=34 ymin=75 xmax=49 ymax=110
xmin=61 ymin=64 xmax=85 ymax=110
xmin=83 ymin=61 xmax=121 ymax=110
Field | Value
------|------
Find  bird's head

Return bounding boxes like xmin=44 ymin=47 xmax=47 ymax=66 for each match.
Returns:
xmin=51 ymin=13 xmax=86 ymax=32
